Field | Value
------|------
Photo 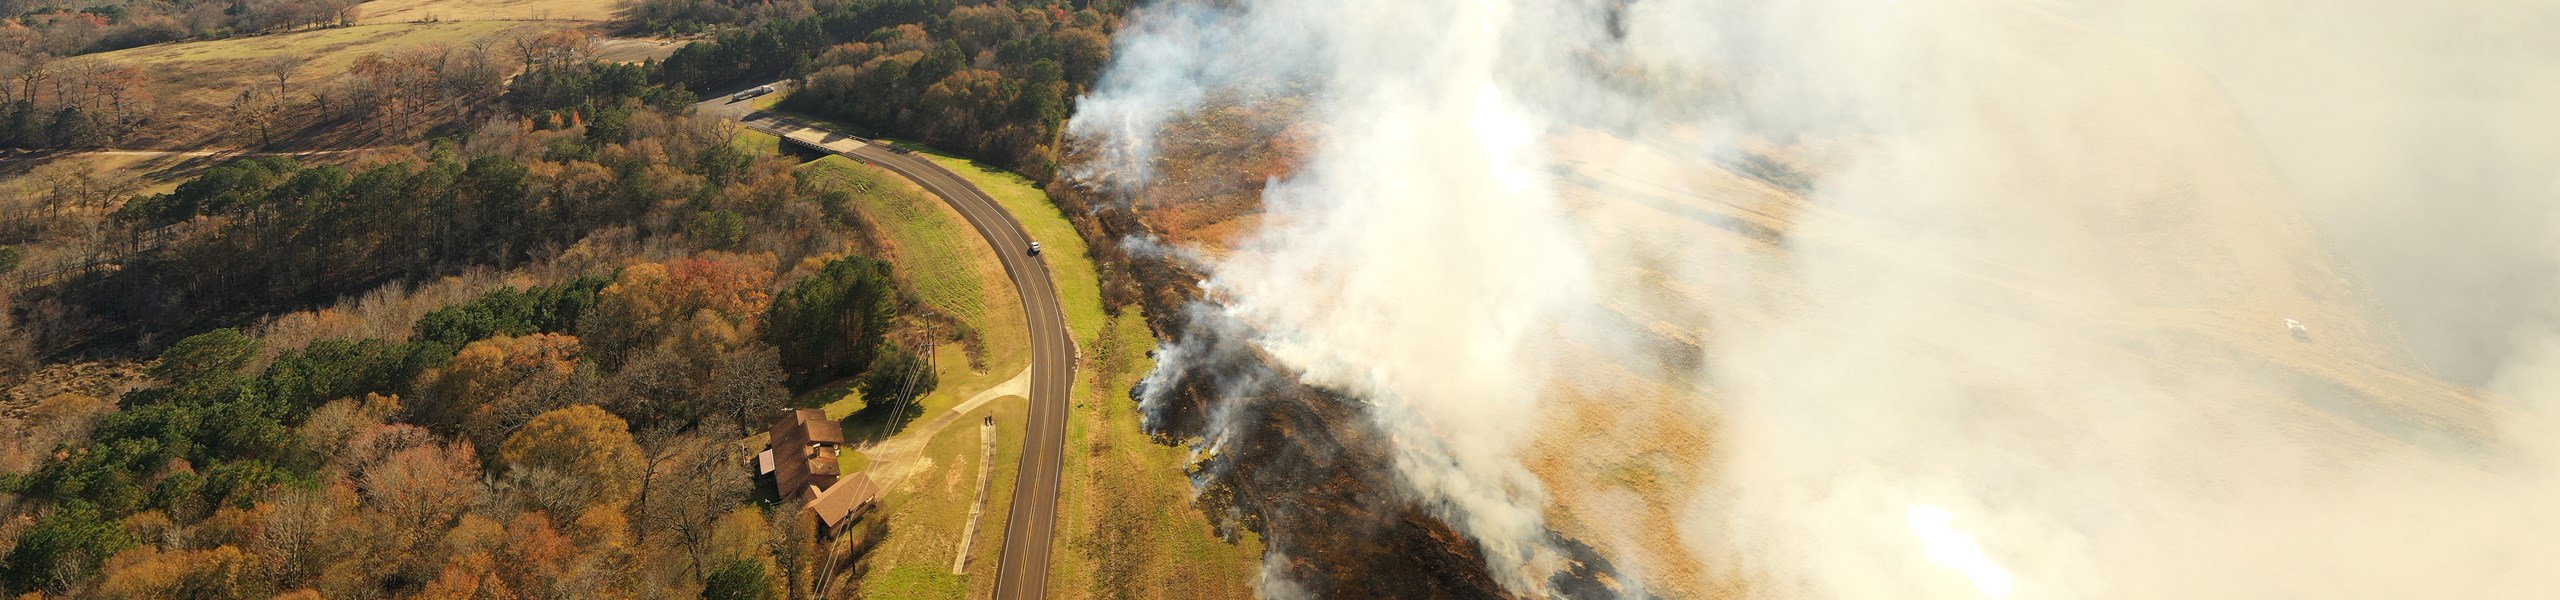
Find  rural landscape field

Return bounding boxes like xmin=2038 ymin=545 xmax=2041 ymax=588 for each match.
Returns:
xmin=0 ymin=0 xmax=2550 ymax=598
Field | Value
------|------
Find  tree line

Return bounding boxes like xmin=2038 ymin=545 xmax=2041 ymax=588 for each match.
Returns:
xmin=0 ymin=50 xmax=953 ymax=593
xmin=615 ymin=0 xmax=809 ymax=37
xmin=1 ymin=248 xmax=930 ymax=596
xmin=0 ymin=54 xmax=149 ymax=150
xmin=44 ymin=63 xmax=722 ymax=347
xmin=1 ymin=0 xmax=361 ymax=57
xmin=650 ymin=0 xmax=1121 ymax=181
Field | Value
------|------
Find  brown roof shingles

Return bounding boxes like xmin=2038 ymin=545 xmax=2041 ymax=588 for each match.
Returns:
xmin=805 ymin=472 xmax=878 ymax=530
xmin=768 ymin=408 xmax=842 ymax=501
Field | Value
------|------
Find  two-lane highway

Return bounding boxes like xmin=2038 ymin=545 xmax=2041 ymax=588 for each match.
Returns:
xmin=703 ymin=91 xmax=1074 ymax=598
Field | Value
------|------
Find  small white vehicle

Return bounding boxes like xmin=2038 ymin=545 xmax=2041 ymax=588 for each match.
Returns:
xmin=1027 ymin=241 xmax=1042 ymax=256
xmin=2285 ymin=318 xmax=2309 ymax=340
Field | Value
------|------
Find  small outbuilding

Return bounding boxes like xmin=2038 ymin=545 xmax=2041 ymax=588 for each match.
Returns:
xmin=803 ymin=472 xmax=880 ymax=539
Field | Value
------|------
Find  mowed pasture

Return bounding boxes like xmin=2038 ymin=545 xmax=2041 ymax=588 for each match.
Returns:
xmin=90 ymin=21 xmax=558 ymax=147
xmin=354 ymin=0 xmax=626 ymax=24
xmin=98 ymin=21 xmax=537 ymax=76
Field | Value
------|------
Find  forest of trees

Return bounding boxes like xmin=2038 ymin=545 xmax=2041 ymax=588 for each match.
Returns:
xmin=0 ymin=215 xmax=928 ymax=595
xmin=0 ymin=41 xmax=945 ymax=595
xmin=653 ymin=0 xmax=1121 ymax=181
xmin=0 ymin=0 xmax=1142 ymax=591
xmin=45 ymin=57 xmax=730 ymax=345
xmin=615 ymin=0 xmax=813 ymax=37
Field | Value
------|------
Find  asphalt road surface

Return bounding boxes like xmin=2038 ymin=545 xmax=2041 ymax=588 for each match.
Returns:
xmin=699 ymin=87 xmax=1075 ymax=599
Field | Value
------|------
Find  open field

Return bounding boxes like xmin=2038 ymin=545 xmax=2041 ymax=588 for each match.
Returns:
xmin=590 ymin=37 xmax=688 ymax=63
xmin=93 ymin=21 xmax=557 ymax=148
xmin=2 ymin=151 xmax=219 ymax=197
xmin=855 ymin=397 xmax=1026 ymax=598
xmin=1507 ymin=13 xmax=2485 ymax=595
xmin=354 ymin=0 xmax=623 ymax=24
xmin=100 ymin=20 xmax=540 ymax=86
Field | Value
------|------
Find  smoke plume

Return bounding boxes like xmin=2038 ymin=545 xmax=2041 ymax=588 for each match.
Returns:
xmin=1072 ymin=0 xmax=2560 ymax=597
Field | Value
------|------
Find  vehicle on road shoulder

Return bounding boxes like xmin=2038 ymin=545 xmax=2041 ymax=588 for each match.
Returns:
xmin=730 ymin=85 xmax=776 ymax=102
xmin=1027 ymin=241 xmax=1042 ymax=256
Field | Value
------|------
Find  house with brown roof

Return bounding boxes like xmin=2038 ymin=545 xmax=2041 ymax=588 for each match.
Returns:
xmin=754 ymin=408 xmax=882 ymax=541
xmin=757 ymin=408 xmax=845 ymax=501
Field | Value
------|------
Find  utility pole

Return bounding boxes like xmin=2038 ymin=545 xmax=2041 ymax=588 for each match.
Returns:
xmin=878 ymin=322 xmax=935 ymax=440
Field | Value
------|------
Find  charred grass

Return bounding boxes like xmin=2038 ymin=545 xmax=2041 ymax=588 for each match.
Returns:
xmin=1048 ymin=312 xmax=1265 ymax=599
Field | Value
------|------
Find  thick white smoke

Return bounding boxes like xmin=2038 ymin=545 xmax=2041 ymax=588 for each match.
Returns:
xmin=1074 ymin=0 xmax=2560 ymax=597
xmin=1081 ymin=0 xmax=1616 ymax=591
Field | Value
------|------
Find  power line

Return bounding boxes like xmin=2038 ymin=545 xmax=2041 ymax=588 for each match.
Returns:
xmin=877 ymin=321 xmax=934 ymax=440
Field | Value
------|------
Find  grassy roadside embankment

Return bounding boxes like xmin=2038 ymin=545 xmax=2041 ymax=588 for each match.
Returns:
xmin=907 ymin=148 xmax=1266 ymax=599
xmin=860 ymin=393 xmax=1027 ymax=598
xmin=792 ymin=155 xmax=1030 ymax=425
xmin=776 ymin=145 xmax=1033 ymax=596
xmin=732 ymin=129 xmax=783 ymax=156
xmin=757 ymin=109 xmax=1262 ymax=596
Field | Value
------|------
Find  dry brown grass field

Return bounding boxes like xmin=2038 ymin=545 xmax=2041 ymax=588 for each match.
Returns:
xmin=88 ymin=15 xmax=679 ymax=149
xmin=93 ymin=21 xmax=554 ymax=148
xmin=354 ymin=0 xmax=625 ymax=24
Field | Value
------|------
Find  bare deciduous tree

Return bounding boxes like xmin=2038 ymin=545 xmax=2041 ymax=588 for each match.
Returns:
xmin=261 ymin=51 xmax=309 ymax=100
xmin=229 ymin=87 xmax=284 ymax=149
xmin=11 ymin=53 xmax=50 ymax=105
xmin=33 ymin=161 xmax=132 ymax=220
xmin=635 ymin=433 xmax=747 ymax=580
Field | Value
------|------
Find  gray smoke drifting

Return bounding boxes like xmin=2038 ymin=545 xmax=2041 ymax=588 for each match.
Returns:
xmin=1074 ymin=0 xmax=2560 ymax=597
xmin=2048 ymin=0 xmax=2560 ymax=388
